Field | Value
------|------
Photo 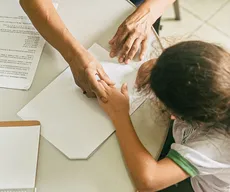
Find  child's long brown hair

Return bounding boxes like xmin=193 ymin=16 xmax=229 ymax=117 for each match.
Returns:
xmin=139 ymin=41 xmax=230 ymax=129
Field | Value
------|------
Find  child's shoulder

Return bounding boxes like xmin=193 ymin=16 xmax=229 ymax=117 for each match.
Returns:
xmin=173 ymin=120 xmax=230 ymax=163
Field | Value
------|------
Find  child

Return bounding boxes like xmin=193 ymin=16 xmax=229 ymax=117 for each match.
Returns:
xmin=96 ymin=40 xmax=230 ymax=192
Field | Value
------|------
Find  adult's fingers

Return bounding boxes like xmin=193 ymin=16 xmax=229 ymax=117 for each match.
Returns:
xmin=140 ymin=39 xmax=148 ymax=60
xmin=118 ymin=34 xmax=137 ymax=63
xmin=97 ymin=68 xmax=115 ymax=86
xmin=81 ymin=82 xmax=95 ymax=98
xmin=125 ymin=38 xmax=142 ymax=64
xmin=99 ymin=80 xmax=112 ymax=98
xmin=85 ymin=68 xmax=107 ymax=100
xmin=110 ymin=29 xmax=129 ymax=58
xmin=96 ymin=81 xmax=110 ymax=103
xmin=121 ymin=83 xmax=128 ymax=98
xmin=74 ymin=78 xmax=85 ymax=93
xmin=109 ymin=35 xmax=116 ymax=45
xmin=109 ymin=27 xmax=123 ymax=57
xmin=85 ymin=90 xmax=96 ymax=98
xmin=82 ymin=79 xmax=96 ymax=98
xmin=74 ymin=77 xmax=94 ymax=97
xmin=109 ymin=25 xmax=123 ymax=45
xmin=100 ymin=80 xmax=111 ymax=91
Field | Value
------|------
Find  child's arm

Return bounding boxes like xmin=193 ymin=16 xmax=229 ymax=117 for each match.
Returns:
xmin=97 ymin=81 xmax=189 ymax=191
xmin=113 ymin=115 xmax=189 ymax=191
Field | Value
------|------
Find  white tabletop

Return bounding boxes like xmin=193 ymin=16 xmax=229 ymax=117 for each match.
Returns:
xmin=1 ymin=0 xmax=169 ymax=191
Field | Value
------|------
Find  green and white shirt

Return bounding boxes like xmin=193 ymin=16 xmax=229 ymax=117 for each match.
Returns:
xmin=167 ymin=120 xmax=230 ymax=192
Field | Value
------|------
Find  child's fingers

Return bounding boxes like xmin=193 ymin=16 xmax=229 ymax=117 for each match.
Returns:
xmin=99 ymin=80 xmax=113 ymax=98
xmin=97 ymin=80 xmax=105 ymax=90
xmin=121 ymin=83 xmax=128 ymax=97
xmin=100 ymin=80 xmax=110 ymax=90
xmin=96 ymin=81 xmax=107 ymax=103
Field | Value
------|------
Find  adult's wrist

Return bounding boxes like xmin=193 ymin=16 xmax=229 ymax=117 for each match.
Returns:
xmin=136 ymin=0 xmax=158 ymax=25
xmin=141 ymin=0 xmax=173 ymax=25
xmin=61 ymin=37 xmax=86 ymax=67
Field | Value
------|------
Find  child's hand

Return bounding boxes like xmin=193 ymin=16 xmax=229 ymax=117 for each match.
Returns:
xmin=97 ymin=80 xmax=130 ymax=121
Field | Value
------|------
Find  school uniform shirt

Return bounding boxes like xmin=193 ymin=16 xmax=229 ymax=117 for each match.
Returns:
xmin=167 ymin=120 xmax=230 ymax=192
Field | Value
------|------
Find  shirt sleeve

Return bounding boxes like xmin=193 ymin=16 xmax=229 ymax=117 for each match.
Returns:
xmin=167 ymin=146 xmax=199 ymax=177
xmin=167 ymin=143 xmax=230 ymax=177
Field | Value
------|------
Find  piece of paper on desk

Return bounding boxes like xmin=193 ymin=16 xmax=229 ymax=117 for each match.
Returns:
xmin=0 ymin=1 xmax=58 ymax=90
xmin=18 ymin=43 xmax=146 ymax=160
xmin=0 ymin=189 xmax=35 ymax=192
xmin=0 ymin=121 xmax=40 ymax=192
xmin=89 ymin=44 xmax=145 ymax=113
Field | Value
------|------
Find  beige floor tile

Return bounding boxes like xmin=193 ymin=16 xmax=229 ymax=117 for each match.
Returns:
xmin=161 ymin=6 xmax=203 ymax=37
xmin=179 ymin=0 xmax=229 ymax=20
xmin=191 ymin=24 xmax=230 ymax=51
xmin=208 ymin=1 xmax=230 ymax=37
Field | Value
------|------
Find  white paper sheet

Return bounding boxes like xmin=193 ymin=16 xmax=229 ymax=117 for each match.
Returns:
xmin=0 ymin=1 xmax=58 ymax=90
xmin=89 ymin=44 xmax=145 ymax=114
xmin=0 ymin=125 xmax=40 ymax=190
xmin=18 ymin=44 xmax=146 ymax=159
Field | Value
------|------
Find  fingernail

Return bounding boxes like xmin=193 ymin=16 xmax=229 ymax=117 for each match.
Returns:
xmin=101 ymin=97 xmax=108 ymax=103
xmin=126 ymin=59 xmax=130 ymax=64
xmin=110 ymin=52 xmax=115 ymax=58
xmin=109 ymin=81 xmax=115 ymax=85
xmin=124 ymin=83 xmax=128 ymax=89
xmin=109 ymin=38 xmax=114 ymax=43
xmin=119 ymin=57 xmax=124 ymax=63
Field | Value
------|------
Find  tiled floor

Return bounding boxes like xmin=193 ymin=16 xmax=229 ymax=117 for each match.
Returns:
xmin=160 ymin=0 xmax=230 ymax=51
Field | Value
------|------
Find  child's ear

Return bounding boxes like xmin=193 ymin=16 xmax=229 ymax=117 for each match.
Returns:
xmin=135 ymin=58 xmax=157 ymax=91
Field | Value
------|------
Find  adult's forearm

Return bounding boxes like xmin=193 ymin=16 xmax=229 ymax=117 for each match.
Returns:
xmin=20 ymin=0 xmax=85 ymax=63
xmin=140 ymin=0 xmax=176 ymax=24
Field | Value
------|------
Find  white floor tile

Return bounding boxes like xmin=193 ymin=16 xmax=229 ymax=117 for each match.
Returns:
xmin=161 ymin=6 xmax=203 ymax=37
xmin=191 ymin=24 xmax=230 ymax=51
xmin=208 ymin=1 xmax=230 ymax=37
xmin=180 ymin=0 xmax=229 ymax=20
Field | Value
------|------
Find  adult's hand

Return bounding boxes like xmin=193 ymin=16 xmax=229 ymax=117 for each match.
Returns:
xmin=69 ymin=50 xmax=114 ymax=100
xmin=109 ymin=1 xmax=155 ymax=64
xmin=20 ymin=0 xmax=114 ymax=101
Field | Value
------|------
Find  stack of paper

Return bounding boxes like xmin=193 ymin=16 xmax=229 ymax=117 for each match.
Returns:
xmin=18 ymin=44 xmax=146 ymax=159
xmin=0 ymin=121 xmax=40 ymax=192
xmin=0 ymin=1 xmax=58 ymax=90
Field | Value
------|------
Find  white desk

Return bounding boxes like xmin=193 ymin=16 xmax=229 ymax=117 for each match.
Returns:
xmin=1 ymin=0 xmax=169 ymax=191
